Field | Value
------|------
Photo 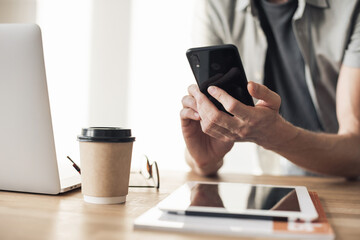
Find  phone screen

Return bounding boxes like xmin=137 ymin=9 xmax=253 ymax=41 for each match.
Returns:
xmin=187 ymin=45 xmax=254 ymax=113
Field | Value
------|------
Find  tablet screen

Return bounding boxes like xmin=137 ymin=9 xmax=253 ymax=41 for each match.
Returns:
xmin=190 ymin=183 xmax=300 ymax=212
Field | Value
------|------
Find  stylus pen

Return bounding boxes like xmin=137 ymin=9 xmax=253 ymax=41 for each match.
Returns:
xmin=66 ymin=156 xmax=81 ymax=174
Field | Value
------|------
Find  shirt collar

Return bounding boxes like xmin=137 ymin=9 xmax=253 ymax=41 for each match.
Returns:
xmin=236 ymin=0 xmax=329 ymax=12
xmin=305 ymin=0 xmax=329 ymax=8
xmin=236 ymin=0 xmax=250 ymax=12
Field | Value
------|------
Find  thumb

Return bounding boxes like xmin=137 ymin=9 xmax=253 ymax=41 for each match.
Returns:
xmin=247 ymin=81 xmax=281 ymax=111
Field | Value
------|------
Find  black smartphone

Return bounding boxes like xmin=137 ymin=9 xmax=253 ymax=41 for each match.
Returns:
xmin=186 ymin=44 xmax=254 ymax=114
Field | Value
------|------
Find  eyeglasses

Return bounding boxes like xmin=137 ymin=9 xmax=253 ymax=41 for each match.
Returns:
xmin=67 ymin=155 xmax=160 ymax=189
xmin=129 ymin=155 xmax=160 ymax=189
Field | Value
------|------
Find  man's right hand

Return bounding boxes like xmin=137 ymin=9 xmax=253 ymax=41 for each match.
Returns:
xmin=180 ymin=84 xmax=234 ymax=176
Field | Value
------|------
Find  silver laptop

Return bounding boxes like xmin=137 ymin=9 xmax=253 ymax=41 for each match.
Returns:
xmin=0 ymin=24 xmax=81 ymax=194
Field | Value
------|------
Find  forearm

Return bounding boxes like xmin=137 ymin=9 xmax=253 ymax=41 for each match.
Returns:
xmin=267 ymin=65 xmax=360 ymax=178
xmin=185 ymin=148 xmax=223 ymax=177
xmin=267 ymin=120 xmax=360 ymax=178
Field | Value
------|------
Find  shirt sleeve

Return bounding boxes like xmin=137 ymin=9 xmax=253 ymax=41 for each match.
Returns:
xmin=343 ymin=9 xmax=360 ymax=68
xmin=191 ymin=0 xmax=224 ymax=46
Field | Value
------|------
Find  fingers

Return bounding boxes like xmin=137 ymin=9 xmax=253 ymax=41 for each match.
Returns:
xmin=188 ymin=84 xmax=220 ymax=116
xmin=187 ymin=84 xmax=239 ymax=141
xmin=247 ymin=81 xmax=281 ymax=110
xmin=207 ymin=82 xmax=280 ymax=113
xmin=181 ymin=97 xmax=200 ymax=123
xmin=199 ymin=110 xmax=238 ymax=142
xmin=181 ymin=94 xmax=198 ymax=112
xmin=180 ymin=107 xmax=200 ymax=122
xmin=207 ymin=85 xmax=251 ymax=118
xmin=187 ymin=84 xmax=199 ymax=95
xmin=181 ymin=84 xmax=201 ymax=121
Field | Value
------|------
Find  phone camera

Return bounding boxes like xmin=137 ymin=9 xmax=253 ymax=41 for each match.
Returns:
xmin=191 ymin=54 xmax=200 ymax=68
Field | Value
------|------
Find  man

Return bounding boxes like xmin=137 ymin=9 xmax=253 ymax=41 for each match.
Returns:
xmin=180 ymin=0 xmax=360 ymax=178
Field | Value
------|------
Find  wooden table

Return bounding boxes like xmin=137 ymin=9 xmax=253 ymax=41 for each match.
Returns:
xmin=0 ymin=171 xmax=359 ymax=240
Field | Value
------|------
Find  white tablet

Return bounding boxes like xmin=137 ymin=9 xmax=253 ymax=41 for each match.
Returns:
xmin=157 ymin=181 xmax=318 ymax=221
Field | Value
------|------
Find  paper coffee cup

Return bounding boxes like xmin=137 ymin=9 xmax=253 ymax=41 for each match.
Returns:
xmin=77 ymin=127 xmax=135 ymax=204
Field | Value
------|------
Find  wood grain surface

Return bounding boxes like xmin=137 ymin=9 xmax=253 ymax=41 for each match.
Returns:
xmin=0 ymin=171 xmax=359 ymax=240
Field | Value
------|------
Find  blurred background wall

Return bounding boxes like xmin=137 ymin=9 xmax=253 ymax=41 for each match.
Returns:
xmin=0 ymin=0 xmax=258 ymax=175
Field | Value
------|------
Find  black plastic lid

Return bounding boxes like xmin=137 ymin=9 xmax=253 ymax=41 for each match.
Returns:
xmin=77 ymin=127 xmax=135 ymax=143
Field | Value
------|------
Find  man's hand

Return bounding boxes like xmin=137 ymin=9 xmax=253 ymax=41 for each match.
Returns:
xmin=180 ymin=81 xmax=295 ymax=176
xmin=180 ymin=84 xmax=234 ymax=176
xmin=202 ymin=81 xmax=298 ymax=150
